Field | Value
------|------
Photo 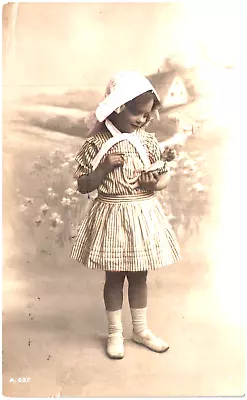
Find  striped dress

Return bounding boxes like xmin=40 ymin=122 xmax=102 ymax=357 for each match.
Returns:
xmin=70 ymin=127 xmax=180 ymax=271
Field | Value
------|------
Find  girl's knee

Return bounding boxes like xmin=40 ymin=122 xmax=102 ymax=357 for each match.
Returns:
xmin=105 ymin=271 xmax=126 ymax=286
xmin=127 ymin=271 xmax=147 ymax=286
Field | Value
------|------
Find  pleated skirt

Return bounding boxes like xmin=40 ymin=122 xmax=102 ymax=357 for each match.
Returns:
xmin=70 ymin=192 xmax=181 ymax=271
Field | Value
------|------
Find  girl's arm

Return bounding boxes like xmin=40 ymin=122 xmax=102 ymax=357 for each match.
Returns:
xmin=77 ymin=152 xmax=124 ymax=194
xmin=155 ymin=172 xmax=171 ymax=191
xmin=77 ymin=166 xmax=108 ymax=194
xmin=138 ymin=132 xmax=176 ymax=192
xmin=138 ymin=171 xmax=171 ymax=192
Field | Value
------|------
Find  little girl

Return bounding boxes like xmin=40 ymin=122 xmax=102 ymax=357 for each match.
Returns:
xmin=71 ymin=71 xmax=180 ymax=359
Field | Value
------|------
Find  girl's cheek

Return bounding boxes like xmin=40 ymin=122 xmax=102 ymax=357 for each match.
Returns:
xmin=128 ymin=113 xmax=135 ymax=120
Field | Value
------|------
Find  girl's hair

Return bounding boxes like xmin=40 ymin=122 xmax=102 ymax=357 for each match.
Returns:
xmin=125 ymin=90 xmax=160 ymax=113
xmin=107 ymin=90 xmax=160 ymax=127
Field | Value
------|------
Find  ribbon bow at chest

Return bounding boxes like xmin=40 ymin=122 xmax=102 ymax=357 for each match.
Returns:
xmin=91 ymin=120 xmax=152 ymax=188
xmin=91 ymin=119 xmax=151 ymax=171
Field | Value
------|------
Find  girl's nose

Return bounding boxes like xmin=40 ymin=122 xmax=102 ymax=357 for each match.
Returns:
xmin=136 ymin=115 xmax=146 ymax=125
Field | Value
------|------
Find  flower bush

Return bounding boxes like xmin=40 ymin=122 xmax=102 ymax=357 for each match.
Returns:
xmin=156 ymin=144 xmax=211 ymax=239
xmin=18 ymin=148 xmax=90 ymax=247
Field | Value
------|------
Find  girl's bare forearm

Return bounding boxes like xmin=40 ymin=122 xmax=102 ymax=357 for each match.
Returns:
xmin=77 ymin=167 xmax=107 ymax=194
xmin=155 ymin=173 xmax=171 ymax=191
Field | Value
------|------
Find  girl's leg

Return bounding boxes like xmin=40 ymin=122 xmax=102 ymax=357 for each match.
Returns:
xmin=127 ymin=271 xmax=147 ymax=309
xmin=104 ymin=272 xmax=126 ymax=359
xmin=104 ymin=271 xmax=126 ymax=311
xmin=127 ymin=271 xmax=169 ymax=353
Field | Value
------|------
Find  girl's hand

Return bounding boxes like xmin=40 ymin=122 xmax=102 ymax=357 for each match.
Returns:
xmin=101 ymin=153 xmax=125 ymax=173
xmin=138 ymin=171 xmax=159 ymax=191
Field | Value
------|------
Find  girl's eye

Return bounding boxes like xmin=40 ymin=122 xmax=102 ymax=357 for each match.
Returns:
xmin=130 ymin=110 xmax=139 ymax=116
xmin=132 ymin=111 xmax=150 ymax=118
xmin=126 ymin=104 xmax=149 ymax=117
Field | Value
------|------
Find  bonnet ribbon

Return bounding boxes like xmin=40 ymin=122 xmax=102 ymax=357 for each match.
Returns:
xmin=91 ymin=119 xmax=151 ymax=171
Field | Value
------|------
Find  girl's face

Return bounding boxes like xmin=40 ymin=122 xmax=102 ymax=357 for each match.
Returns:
xmin=110 ymin=96 xmax=155 ymax=133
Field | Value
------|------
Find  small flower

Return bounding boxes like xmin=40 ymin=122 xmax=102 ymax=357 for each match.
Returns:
xmin=47 ymin=187 xmax=53 ymax=192
xmin=40 ymin=204 xmax=50 ymax=215
xmin=34 ymin=216 xmax=42 ymax=227
xmin=50 ymin=217 xmax=64 ymax=230
xmin=24 ymin=197 xmax=34 ymax=204
xmin=61 ymin=197 xmax=71 ymax=206
xmin=182 ymin=169 xmax=190 ymax=175
xmin=50 ymin=212 xmax=60 ymax=220
xmin=65 ymin=188 xmax=75 ymax=196
xmin=49 ymin=212 xmax=63 ymax=229
xmin=60 ymin=162 xmax=69 ymax=168
xmin=48 ymin=191 xmax=57 ymax=199
xmin=50 ymin=220 xmax=58 ymax=229
xmin=20 ymin=204 xmax=27 ymax=212
xmin=163 ymin=148 xmax=177 ymax=162
xmin=177 ymin=151 xmax=188 ymax=160
xmin=193 ymin=183 xmax=205 ymax=192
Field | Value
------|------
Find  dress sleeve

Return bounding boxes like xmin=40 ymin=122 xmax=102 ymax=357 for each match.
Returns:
xmin=146 ymin=133 xmax=168 ymax=175
xmin=74 ymin=137 xmax=99 ymax=179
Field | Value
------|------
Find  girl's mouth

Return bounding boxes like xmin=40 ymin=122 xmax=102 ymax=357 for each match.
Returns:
xmin=132 ymin=124 xmax=141 ymax=129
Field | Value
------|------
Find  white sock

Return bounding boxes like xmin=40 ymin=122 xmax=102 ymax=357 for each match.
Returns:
xmin=130 ymin=307 xmax=148 ymax=333
xmin=106 ymin=310 xmax=123 ymax=338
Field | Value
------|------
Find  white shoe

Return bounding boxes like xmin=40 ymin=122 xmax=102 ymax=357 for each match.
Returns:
xmin=132 ymin=329 xmax=169 ymax=353
xmin=106 ymin=335 xmax=124 ymax=359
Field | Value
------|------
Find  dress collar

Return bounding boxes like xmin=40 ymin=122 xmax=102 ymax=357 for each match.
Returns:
xmin=105 ymin=119 xmax=137 ymax=137
xmin=91 ymin=119 xmax=150 ymax=171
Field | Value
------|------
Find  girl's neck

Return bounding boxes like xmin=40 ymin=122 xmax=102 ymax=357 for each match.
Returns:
xmin=105 ymin=120 xmax=137 ymax=136
xmin=107 ymin=115 xmax=122 ymax=132
xmin=106 ymin=116 xmax=136 ymax=135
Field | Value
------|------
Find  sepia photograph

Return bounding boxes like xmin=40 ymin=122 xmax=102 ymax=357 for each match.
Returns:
xmin=2 ymin=1 xmax=246 ymax=397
